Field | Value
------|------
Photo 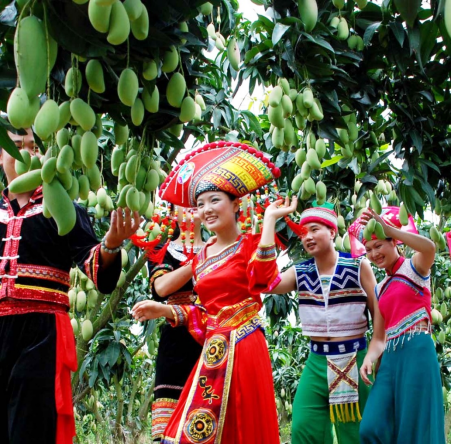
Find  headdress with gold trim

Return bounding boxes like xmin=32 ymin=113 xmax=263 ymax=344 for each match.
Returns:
xmin=159 ymin=140 xmax=281 ymax=207
xmin=132 ymin=141 xmax=282 ymax=264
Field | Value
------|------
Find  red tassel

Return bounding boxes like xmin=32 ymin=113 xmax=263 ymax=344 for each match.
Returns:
xmin=180 ymin=249 xmax=196 ymax=266
xmin=130 ymin=233 xmax=162 ymax=251
xmin=275 ymin=233 xmax=288 ymax=251
xmin=284 ymin=216 xmax=307 ymax=237
xmin=147 ymin=241 xmax=170 ymax=265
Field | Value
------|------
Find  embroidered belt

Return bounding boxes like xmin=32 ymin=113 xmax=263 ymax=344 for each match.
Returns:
xmin=164 ymin=299 xmax=262 ymax=444
xmin=206 ymin=297 xmax=260 ymax=331
xmin=310 ymin=337 xmax=367 ymax=355
xmin=168 ymin=291 xmax=197 ymax=306
xmin=0 ymin=284 xmax=70 ymax=314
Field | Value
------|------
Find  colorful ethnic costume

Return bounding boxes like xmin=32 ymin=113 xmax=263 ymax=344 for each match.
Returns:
xmin=161 ymin=234 xmax=281 ymax=443
xmin=154 ymin=141 xmax=282 ymax=443
xmin=149 ymin=242 xmax=203 ymax=441
xmin=348 ymin=208 xmax=445 ymax=444
xmin=292 ymin=250 xmax=371 ymax=444
xmin=0 ymin=187 xmax=121 ymax=444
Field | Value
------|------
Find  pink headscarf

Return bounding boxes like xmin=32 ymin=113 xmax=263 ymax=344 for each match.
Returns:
xmin=348 ymin=206 xmax=418 ymax=257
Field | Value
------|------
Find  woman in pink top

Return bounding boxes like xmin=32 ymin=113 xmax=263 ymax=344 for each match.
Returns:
xmin=348 ymin=207 xmax=445 ymax=444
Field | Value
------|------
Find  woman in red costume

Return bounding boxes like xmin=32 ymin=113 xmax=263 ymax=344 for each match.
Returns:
xmin=133 ymin=141 xmax=297 ymax=443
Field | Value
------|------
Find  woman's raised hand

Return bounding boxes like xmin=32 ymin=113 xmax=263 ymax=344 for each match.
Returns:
xmin=264 ymin=195 xmax=298 ymax=221
xmin=360 ymin=208 xmax=386 ymax=228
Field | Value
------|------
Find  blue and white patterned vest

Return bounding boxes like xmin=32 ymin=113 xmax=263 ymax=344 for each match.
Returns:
xmin=294 ymin=252 xmax=368 ymax=337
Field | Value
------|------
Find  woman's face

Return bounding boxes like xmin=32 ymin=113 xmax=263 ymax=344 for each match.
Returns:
xmin=300 ymin=222 xmax=336 ymax=256
xmin=365 ymin=238 xmax=398 ymax=269
xmin=196 ymin=191 xmax=239 ymax=233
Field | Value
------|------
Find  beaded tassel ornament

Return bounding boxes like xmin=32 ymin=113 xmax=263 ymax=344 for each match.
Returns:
xmin=131 ymin=204 xmax=178 ymax=265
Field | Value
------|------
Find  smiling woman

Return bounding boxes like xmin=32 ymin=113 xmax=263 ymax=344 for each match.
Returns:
xmin=348 ymin=207 xmax=445 ymax=444
xmin=132 ymin=140 xmax=297 ymax=443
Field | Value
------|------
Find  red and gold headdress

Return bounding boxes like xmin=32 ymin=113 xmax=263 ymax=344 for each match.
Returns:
xmin=133 ymin=141 xmax=281 ymax=264
xmin=348 ymin=206 xmax=418 ymax=257
xmin=159 ymin=140 xmax=281 ymax=206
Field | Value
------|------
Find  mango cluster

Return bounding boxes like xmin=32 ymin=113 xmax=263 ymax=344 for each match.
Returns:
xmin=291 ymin=133 xmax=327 ymax=204
xmin=68 ymin=266 xmax=97 ymax=341
xmin=86 ymin=0 xmax=149 ymax=45
xmin=268 ymin=79 xmax=323 ymax=152
xmin=111 ymin=134 xmax=162 ymax=216
xmin=330 ymin=0 xmax=367 ymax=44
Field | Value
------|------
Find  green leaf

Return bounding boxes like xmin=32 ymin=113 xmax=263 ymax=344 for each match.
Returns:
xmin=394 ymin=0 xmax=422 ymax=27
xmin=409 ymin=129 xmax=423 ymax=154
xmin=303 ymin=34 xmax=335 ymax=53
xmin=419 ymin=20 xmax=439 ymax=66
xmin=318 ymin=122 xmax=339 ymax=141
xmin=363 ymin=22 xmax=382 ymax=46
xmin=321 ymin=155 xmax=343 ymax=167
xmin=257 ymin=14 xmax=275 ymax=32
xmin=272 ymin=23 xmax=291 ymax=46
xmin=213 ymin=108 xmax=222 ymax=129
xmin=106 ymin=342 xmax=121 ymax=367
xmin=419 ymin=158 xmax=440 ymax=174
xmin=0 ymin=126 xmax=22 ymax=162
xmin=241 ymin=110 xmax=263 ymax=136
xmin=389 ymin=21 xmax=406 ymax=47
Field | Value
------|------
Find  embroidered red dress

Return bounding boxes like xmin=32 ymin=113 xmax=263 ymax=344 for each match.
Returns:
xmin=161 ymin=234 xmax=281 ymax=444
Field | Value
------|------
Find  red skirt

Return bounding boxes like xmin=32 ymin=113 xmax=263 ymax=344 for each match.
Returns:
xmin=162 ymin=328 xmax=280 ymax=443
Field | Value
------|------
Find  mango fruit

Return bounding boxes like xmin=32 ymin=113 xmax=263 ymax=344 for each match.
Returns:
xmin=298 ymin=0 xmax=318 ymax=32
xmin=34 ymin=99 xmax=60 ymax=140
xmin=167 ymin=72 xmax=186 ymax=108
xmin=86 ymin=60 xmax=105 ymax=94
xmin=179 ymin=97 xmax=196 ymax=122
xmin=131 ymin=3 xmax=149 ymax=40
xmin=114 ymin=123 xmax=129 ymax=145
xmin=118 ymin=69 xmax=139 ymax=106
xmin=71 ymin=98 xmax=96 ymax=131
xmin=9 ymin=169 xmax=42 ymax=193
xmin=227 ymin=37 xmax=240 ymax=71
xmin=131 ymin=98 xmax=145 ymax=126
xmin=7 ymin=87 xmax=30 ymax=129
xmin=107 ymin=1 xmax=130 ymax=45
xmin=161 ymin=46 xmax=179 ymax=73
xmin=64 ymin=67 xmax=82 ymax=98
xmin=143 ymin=59 xmax=157 ymax=81
xmin=43 ymin=179 xmax=77 ymax=235
xmin=81 ymin=319 xmax=94 ymax=341
xmin=14 ymin=15 xmax=47 ymax=98
xmin=88 ymin=0 xmax=112 ymax=33
xmin=143 ymin=85 xmax=159 ymax=113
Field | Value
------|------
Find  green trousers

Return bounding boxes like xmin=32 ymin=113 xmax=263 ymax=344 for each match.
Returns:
xmin=292 ymin=348 xmax=370 ymax=444
xmin=359 ymin=333 xmax=445 ymax=444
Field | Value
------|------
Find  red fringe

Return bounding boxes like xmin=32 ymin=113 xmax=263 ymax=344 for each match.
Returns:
xmin=180 ymin=249 xmax=196 ymax=266
xmin=284 ymin=216 xmax=307 ymax=237
xmin=130 ymin=233 xmax=162 ymax=251
xmin=275 ymin=233 xmax=288 ymax=251
xmin=147 ymin=241 xmax=170 ymax=265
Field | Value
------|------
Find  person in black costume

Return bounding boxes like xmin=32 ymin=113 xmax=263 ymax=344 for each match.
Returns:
xmin=146 ymin=206 xmax=204 ymax=442
xmin=0 ymin=129 xmax=140 ymax=444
